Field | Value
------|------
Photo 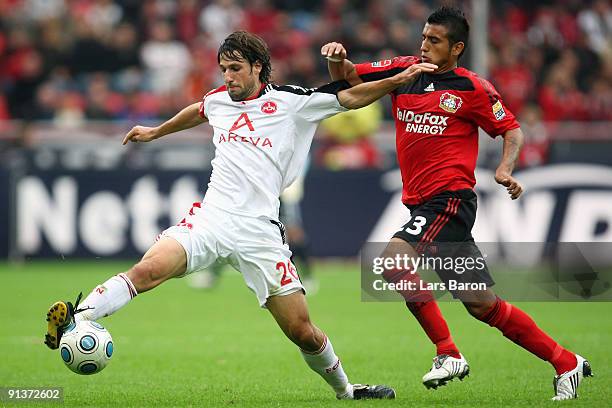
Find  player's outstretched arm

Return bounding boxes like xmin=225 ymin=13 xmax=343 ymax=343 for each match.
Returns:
xmin=494 ymin=127 xmax=524 ymax=200
xmin=337 ymin=63 xmax=437 ymax=109
xmin=122 ymin=102 xmax=207 ymax=145
xmin=321 ymin=42 xmax=362 ymax=85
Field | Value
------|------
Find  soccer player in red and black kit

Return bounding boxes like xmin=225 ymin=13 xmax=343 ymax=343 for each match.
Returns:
xmin=322 ymin=7 xmax=591 ymax=401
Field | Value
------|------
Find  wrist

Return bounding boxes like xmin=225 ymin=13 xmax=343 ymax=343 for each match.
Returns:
xmin=495 ymin=167 xmax=512 ymax=176
xmin=152 ymin=127 xmax=163 ymax=139
xmin=389 ymin=75 xmax=404 ymax=87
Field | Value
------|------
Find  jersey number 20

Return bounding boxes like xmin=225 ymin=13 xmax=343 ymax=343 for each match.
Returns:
xmin=277 ymin=261 xmax=299 ymax=286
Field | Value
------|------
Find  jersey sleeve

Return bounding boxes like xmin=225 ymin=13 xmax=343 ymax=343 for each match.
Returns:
xmin=469 ymin=78 xmax=520 ymax=137
xmin=354 ymin=56 xmax=418 ymax=82
xmin=198 ymin=85 xmax=227 ymax=119
xmin=198 ymin=98 xmax=207 ymax=119
xmin=286 ymin=80 xmax=351 ymax=122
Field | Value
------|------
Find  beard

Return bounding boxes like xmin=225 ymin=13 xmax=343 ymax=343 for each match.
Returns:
xmin=228 ymin=82 xmax=256 ymax=101
xmin=228 ymin=89 xmax=246 ymax=101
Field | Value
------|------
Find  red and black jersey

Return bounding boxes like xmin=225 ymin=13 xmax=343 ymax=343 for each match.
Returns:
xmin=355 ymin=56 xmax=520 ymax=205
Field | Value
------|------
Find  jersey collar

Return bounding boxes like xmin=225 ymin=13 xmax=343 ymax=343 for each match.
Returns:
xmin=243 ymin=83 xmax=268 ymax=101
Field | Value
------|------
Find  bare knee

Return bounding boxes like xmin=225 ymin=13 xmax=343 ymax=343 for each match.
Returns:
xmin=287 ymin=320 xmax=320 ymax=351
xmin=127 ymin=260 xmax=167 ymax=293
xmin=463 ymin=300 xmax=495 ymax=320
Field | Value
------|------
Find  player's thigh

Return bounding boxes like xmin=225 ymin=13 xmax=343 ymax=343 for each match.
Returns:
xmin=128 ymin=237 xmax=188 ymax=291
xmin=142 ymin=237 xmax=187 ymax=275
xmin=233 ymin=218 xmax=304 ymax=307
xmin=131 ymin=204 xmax=226 ymax=291
xmin=378 ymin=237 xmax=432 ymax=289
xmin=235 ymin=247 xmax=304 ymax=307
xmin=442 ymin=239 xmax=496 ymax=303
xmin=381 ymin=236 xmax=420 ymax=259
xmin=160 ymin=203 xmax=230 ymax=276
xmin=379 ymin=236 xmax=419 ymax=275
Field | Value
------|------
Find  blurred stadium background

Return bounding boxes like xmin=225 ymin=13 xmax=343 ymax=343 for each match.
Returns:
xmin=0 ymin=1 xmax=611 ymax=405
xmin=0 ymin=0 xmax=611 ymax=261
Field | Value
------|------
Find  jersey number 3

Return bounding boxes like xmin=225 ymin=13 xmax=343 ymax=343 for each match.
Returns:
xmin=404 ymin=214 xmax=427 ymax=235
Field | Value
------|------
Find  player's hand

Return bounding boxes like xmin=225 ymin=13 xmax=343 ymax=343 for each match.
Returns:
xmin=122 ymin=126 xmax=159 ymax=145
xmin=321 ymin=42 xmax=347 ymax=62
xmin=392 ymin=63 xmax=438 ymax=85
xmin=494 ymin=172 xmax=523 ymax=200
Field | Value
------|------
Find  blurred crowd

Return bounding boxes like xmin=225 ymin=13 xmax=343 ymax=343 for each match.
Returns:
xmin=0 ymin=0 xmax=610 ymax=167
xmin=1 ymin=0 xmax=611 ymax=122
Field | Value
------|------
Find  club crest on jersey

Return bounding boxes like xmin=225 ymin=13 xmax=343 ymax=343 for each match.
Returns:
xmin=492 ymin=100 xmax=506 ymax=120
xmin=261 ymin=100 xmax=277 ymax=114
xmin=439 ymin=92 xmax=463 ymax=113
xmin=372 ymin=59 xmax=392 ymax=68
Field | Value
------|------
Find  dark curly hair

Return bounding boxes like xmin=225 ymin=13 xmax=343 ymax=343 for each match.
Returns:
xmin=217 ymin=31 xmax=272 ymax=83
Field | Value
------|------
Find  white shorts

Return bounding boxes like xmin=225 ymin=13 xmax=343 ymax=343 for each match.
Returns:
xmin=157 ymin=202 xmax=304 ymax=307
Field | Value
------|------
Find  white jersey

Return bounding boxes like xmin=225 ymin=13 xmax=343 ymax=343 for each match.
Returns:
xmin=198 ymin=82 xmax=348 ymax=219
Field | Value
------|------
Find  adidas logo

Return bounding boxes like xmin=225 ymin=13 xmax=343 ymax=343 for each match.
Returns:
xmin=425 ymin=83 xmax=435 ymax=92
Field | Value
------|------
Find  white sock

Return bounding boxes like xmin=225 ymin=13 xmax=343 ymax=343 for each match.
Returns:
xmin=300 ymin=336 xmax=353 ymax=398
xmin=75 ymin=273 xmax=137 ymax=322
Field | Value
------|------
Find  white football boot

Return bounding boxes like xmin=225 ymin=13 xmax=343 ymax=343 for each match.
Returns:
xmin=422 ymin=354 xmax=470 ymax=389
xmin=552 ymin=354 xmax=593 ymax=401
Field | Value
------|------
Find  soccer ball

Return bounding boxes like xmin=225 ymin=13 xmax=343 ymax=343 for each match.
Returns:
xmin=59 ymin=320 xmax=113 ymax=375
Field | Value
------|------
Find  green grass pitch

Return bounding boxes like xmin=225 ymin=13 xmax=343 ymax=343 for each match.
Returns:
xmin=0 ymin=260 xmax=609 ymax=407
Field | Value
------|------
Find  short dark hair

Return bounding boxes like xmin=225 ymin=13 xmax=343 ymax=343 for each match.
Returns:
xmin=217 ymin=31 xmax=272 ymax=83
xmin=427 ymin=7 xmax=470 ymax=59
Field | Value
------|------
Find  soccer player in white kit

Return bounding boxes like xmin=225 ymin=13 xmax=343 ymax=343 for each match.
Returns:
xmin=44 ymin=31 xmax=436 ymax=400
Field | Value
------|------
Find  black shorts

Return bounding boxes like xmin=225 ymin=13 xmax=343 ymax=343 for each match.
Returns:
xmin=393 ymin=189 xmax=494 ymax=288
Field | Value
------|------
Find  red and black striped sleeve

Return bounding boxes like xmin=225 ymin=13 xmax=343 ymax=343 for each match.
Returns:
xmin=354 ymin=56 xmax=419 ymax=82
